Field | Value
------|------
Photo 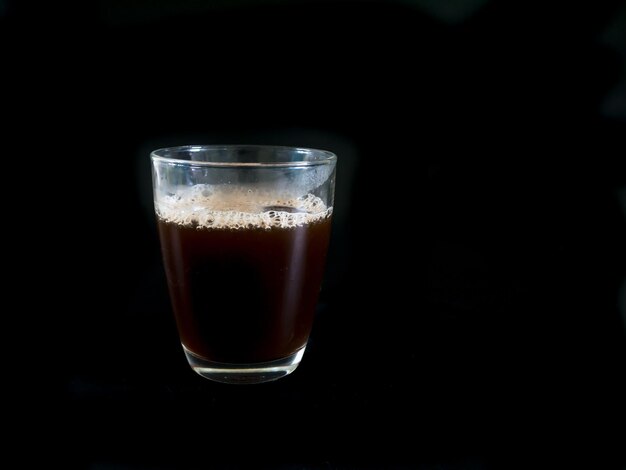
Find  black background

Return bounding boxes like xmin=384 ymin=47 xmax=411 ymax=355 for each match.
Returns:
xmin=4 ymin=1 xmax=626 ymax=468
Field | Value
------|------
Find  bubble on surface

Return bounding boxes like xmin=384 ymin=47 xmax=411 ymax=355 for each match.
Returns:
xmin=155 ymin=185 xmax=331 ymax=229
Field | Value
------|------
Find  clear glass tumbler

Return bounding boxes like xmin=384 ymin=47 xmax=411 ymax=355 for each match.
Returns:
xmin=151 ymin=145 xmax=336 ymax=384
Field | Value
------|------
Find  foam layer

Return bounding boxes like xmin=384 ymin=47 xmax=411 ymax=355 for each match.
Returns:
xmin=155 ymin=185 xmax=332 ymax=229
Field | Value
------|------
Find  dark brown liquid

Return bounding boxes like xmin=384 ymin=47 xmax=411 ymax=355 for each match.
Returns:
xmin=158 ymin=216 xmax=332 ymax=364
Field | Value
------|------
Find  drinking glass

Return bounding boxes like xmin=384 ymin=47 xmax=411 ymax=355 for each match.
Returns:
xmin=151 ymin=145 xmax=336 ymax=384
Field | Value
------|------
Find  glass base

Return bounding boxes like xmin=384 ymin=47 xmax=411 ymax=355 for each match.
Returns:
xmin=182 ymin=345 xmax=306 ymax=384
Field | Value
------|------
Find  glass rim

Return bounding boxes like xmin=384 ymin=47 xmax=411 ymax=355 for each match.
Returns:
xmin=150 ymin=144 xmax=337 ymax=168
